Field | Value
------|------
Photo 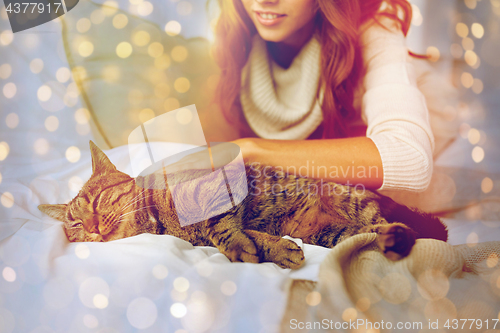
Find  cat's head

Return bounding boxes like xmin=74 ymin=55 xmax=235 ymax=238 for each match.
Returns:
xmin=38 ymin=141 xmax=140 ymax=242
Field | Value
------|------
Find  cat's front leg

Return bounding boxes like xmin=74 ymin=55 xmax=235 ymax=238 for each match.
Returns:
xmin=205 ymin=216 xmax=260 ymax=264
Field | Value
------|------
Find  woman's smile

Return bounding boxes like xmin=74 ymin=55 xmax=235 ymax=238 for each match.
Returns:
xmin=254 ymin=11 xmax=287 ymax=26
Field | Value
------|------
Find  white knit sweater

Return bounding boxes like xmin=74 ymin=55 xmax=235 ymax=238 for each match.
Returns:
xmin=240 ymin=19 xmax=436 ymax=192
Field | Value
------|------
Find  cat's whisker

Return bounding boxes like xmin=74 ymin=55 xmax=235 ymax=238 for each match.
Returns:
xmin=118 ymin=205 xmax=157 ymax=219
xmin=118 ymin=188 xmax=147 ymax=212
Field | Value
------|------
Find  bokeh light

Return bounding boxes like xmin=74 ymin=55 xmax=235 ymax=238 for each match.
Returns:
xmin=138 ymin=108 xmax=155 ymax=123
xmin=75 ymin=108 xmax=91 ymax=124
xmin=471 ymin=23 xmax=484 ymax=39
xmin=79 ymin=277 xmax=110 ymax=309
xmin=56 ymin=67 xmax=71 ymax=83
xmin=37 ymin=85 xmax=52 ymax=101
xmin=481 ymin=177 xmax=493 ymax=193
xmin=468 ymin=128 xmax=480 ymax=144
xmin=164 ymin=97 xmax=180 ymax=111
xmin=76 ymin=18 xmax=91 ymax=33
xmin=116 ymin=42 xmax=133 ymax=58
xmin=5 ymin=113 xmax=19 ymax=129
xmin=174 ymin=77 xmax=190 ymax=93
xmin=2 ymin=267 xmax=16 ymax=282
xmin=466 ymin=232 xmax=479 ymax=247
xmin=83 ymin=314 xmax=99 ymax=329
xmin=456 ymin=22 xmax=469 ymax=38
xmin=176 ymin=108 xmax=192 ymax=125
xmin=132 ymin=30 xmax=150 ymax=46
xmin=426 ymin=46 xmax=440 ymax=62
xmin=137 ymin=1 xmax=153 ymax=16
xmin=152 ymin=264 xmax=168 ymax=279
xmin=472 ymin=146 xmax=485 ymax=163
xmin=0 ymin=63 xmax=12 ymax=79
xmin=342 ymin=308 xmax=357 ymax=321
xmin=66 ymin=146 xmax=81 ymax=163
xmin=220 ymin=280 xmax=237 ymax=296
xmin=102 ymin=0 xmax=119 ymax=16
xmin=472 ymin=79 xmax=484 ymax=94
xmin=173 ymin=277 xmax=189 ymax=292
xmin=461 ymin=72 xmax=474 ymax=88
xmin=171 ymin=46 xmax=188 ymax=62
xmin=464 ymin=50 xmax=478 ymax=67
xmin=305 ymin=291 xmax=321 ymax=306
xmin=93 ymin=294 xmax=109 ymax=309
xmin=113 ymin=13 xmax=128 ymax=29
xmin=3 ymin=82 xmax=16 ymax=99
xmin=78 ymin=41 xmax=94 ymax=57
xmin=154 ymin=54 xmax=171 ymax=69
xmin=1 ymin=192 xmax=14 ymax=208
xmin=170 ymin=303 xmax=187 ymax=318
xmin=75 ymin=244 xmax=90 ymax=259
xmin=45 ymin=116 xmax=59 ymax=132
xmin=148 ymin=42 xmax=164 ymax=58
xmin=165 ymin=21 xmax=181 ymax=36
xmin=127 ymin=297 xmax=158 ymax=329
xmin=34 ymin=138 xmax=50 ymax=155
xmin=0 ymin=141 xmax=10 ymax=161
xmin=0 ymin=30 xmax=13 ymax=46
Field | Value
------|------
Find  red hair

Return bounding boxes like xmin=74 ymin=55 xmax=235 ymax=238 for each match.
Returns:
xmin=212 ymin=0 xmax=415 ymax=138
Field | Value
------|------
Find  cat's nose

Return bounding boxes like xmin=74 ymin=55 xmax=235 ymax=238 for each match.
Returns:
xmin=83 ymin=218 xmax=100 ymax=234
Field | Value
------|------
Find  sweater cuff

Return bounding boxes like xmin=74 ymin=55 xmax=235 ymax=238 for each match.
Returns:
xmin=369 ymin=134 xmax=433 ymax=192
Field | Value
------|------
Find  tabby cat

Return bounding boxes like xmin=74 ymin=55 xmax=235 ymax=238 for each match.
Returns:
xmin=39 ymin=141 xmax=447 ymax=269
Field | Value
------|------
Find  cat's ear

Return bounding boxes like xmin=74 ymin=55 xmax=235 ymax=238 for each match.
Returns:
xmin=89 ymin=140 xmax=117 ymax=175
xmin=38 ymin=204 xmax=67 ymax=221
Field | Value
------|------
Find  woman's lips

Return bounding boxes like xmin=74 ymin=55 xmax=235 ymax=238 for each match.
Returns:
xmin=254 ymin=11 xmax=287 ymax=27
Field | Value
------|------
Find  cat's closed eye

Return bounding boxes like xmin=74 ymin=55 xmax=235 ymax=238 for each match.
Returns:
xmin=70 ymin=221 xmax=83 ymax=228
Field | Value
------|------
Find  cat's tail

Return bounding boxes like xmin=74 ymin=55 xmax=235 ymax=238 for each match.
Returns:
xmin=380 ymin=197 xmax=448 ymax=242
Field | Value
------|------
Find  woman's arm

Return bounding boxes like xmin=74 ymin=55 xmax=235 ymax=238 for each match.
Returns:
xmin=235 ymin=136 xmax=384 ymax=189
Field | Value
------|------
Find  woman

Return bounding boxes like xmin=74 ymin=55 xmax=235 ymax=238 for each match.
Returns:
xmin=201 ymin=0 xmax=458 ymax=194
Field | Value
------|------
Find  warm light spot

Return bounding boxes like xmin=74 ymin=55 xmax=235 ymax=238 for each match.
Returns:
xmin=34 ymin=138 xmax=50 ymax=155
xmin=75 ymin=108 xmax=91 ymax=124
xmin=56 ymin=67 xmax=71 ymax=83
xmin=356 ymin=297 xmax=371 ymax=312
xmin=456 ymin=22 xmax=469 ymax=38
xmin=2 ymin=267 xmax=16 ymax=282
xmin=45 ymin=116 xmax=59 ymax=132
xmin=492 ymin=0 xmax=500 ymax=8
xmin=174 ymin=77 xmax=190 ymax=93
xmin=342 ymin=307 xmax=357 ymax=321
xmin=0 ymin=172 xmax=3 ymax=185
xmin=466 ymin=232 xmax=478 ymax=247
xmin=138 ymin=108 xmax=155 ymax=123
xmin=170 ymin=303 xmax=187 ymax=318
xmin=176 ymin=1 xmax=192 ymax=15
xmin=306 ymin=291 xmax=321 ymax=306
xmin=30 ymin=58 xmax=44 ymax=74
xmin=113 ymin=13 xmax=128 ymax=29
xmin=487 ymin=253 xmax=499 ymax=268
xmin=462 ymin=37 xmax=474 ymax=51
xmin=461 ymin=72 xmax=474 ymax=88
xmin=93 ymin=294 xmax=109 ymax=309
xmin=481 ymin=177 xmax=493 ymax=193
xmin=465 ymin=0 xmax=477 ymax=9
xmin=164 ymin=97 xmax=180 ymax=111
xmin=471 ymin=23 xmax=484 ymax=38
xmin=127 ymin=297 xmax=158 ymax=329
xmin=102 ymin=65 xmax=120 ymax=82
xmin=76 ymin=18 xmax=91 ymax=33
xmin=0 ymin=30 xmax=13 ymax=46
xmin=137 ymin=1 xmax=153 ymax=16
xmin=464 ymin=50 xmax=478 ymax=67
xmin=68 ymin=175 xmax=84 ymax=193
xmin=472 ymin=146 xmax=484 ymax=163
xmin=171 ymin=45 xmax=188 ymax=62
xmin=379 ymin=272 xmax=412 ymax=304
xmin=173 ymin=277 xmax=189 ymax=292
xmin=129 ymin=0 xmax=142 ymax=5
xmin=83 ymin=314 xmax=98 ymax=329
xmin=417 ymin=269 xmax=450 ymax=301
xmin=411 ymin=4 xmax=423 ymax=26
xmin=0 ymin=141 xmax=9 ymax=161
xmin=37 ymin=85 xmax=51 ymax=101
xmin=75 ymin=244 xmax=90 ymax=259
xmin=79 ymin=41 xmax=94 ymax=57
xmin=102 ymin=0 xmax=119 ymax=16
xmin=1 ymin=192 xmax=14 ymax=208
xmin=165 ymin=20 xmax=181 ymax=36
xmin=154 ymin=54 xmax=171 ymax=69
xmin=472 ymin=79 xmax=484 ymax=94
xmin=66 ymin=146 xmax=81 ymax=163
xmin=154 ymin=82 xmax=170 ymax=98
xmin=220 ymin=280 xmax=237 ymax=296
xmin=90 ymin=9 xmax=105 ymax=24
xmin=152 ymin=264 xmax=168 ymax=279
xmin=175 ymin=108 xmax=192 ymax=125
xmin=426 ymin=46 xmax=440 ymax=62
xmin=72 ymin=66 xmax=88 ymax=80
xmin=0 ymin=63 xmax=12 ymax=79
xmin=132 ymin=30 xmax=150 ymax=46
xmin=116 ymin=42 xmax=133 ymax=58
xmin=3 ymin=82 xmax=16 ymax=99
xmin=5 ymin=113 xmax=19 ymax=129
xmin=468 ymin=128 xmax=480 ymax=145
xmin=148 ymin=42 xmax=164 ymax=58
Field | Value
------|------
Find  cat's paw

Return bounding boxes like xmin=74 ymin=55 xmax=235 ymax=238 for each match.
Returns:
xmin=270 ymin=238 xmax=305 ymax=269
xmin=377 ymin=224 xmax=416 ymax=261
xmin=222 ymin=236 xmax=260 ymax=264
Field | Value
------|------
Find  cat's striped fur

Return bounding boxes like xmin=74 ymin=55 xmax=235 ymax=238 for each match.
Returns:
xmin=38 ymin=141 xmax=447 ymax=268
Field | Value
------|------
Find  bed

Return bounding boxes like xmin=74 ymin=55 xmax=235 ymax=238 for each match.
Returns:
xmin=1 ymin=0 xmax=499 ymax=332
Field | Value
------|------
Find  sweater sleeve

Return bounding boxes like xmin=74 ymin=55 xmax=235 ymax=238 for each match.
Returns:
xmin=360 ymin=18 xmax=435 ymax=192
